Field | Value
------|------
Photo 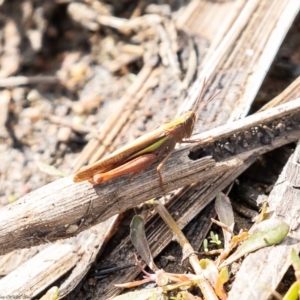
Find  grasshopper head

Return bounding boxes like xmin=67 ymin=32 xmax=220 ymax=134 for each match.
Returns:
xmin=163 ymin=110 xmax=196 ymax=142
xmin=181 ymin=111 xmax=196 ymax=138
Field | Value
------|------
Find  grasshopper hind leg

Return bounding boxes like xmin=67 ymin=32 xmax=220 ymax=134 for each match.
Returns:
xmin=91 ymin=154 xmax=158 ymax=185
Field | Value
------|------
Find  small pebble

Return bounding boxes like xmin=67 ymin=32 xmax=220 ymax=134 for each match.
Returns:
xmin=27 ymin=89 xmax=41 ymax=102
xmin=57 ymin=126 xmax=72 ymax=143
xmin=47 ymin=124 xmax=58 ymax=136
xmin=21 ymin=107 xmax=41 ymax=121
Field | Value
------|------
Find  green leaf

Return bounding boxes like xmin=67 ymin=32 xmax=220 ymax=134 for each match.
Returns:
xmin=220 ymin=219 xmax=289 ymax=268
xmin=215 ymin=267 xmax=229 ymax=300
xmin=130 ymin=215 xmax=157 ymax=271
xmin=283 ymin=281 xmax=299 ymax=300
xmin=203 ymin=239 xmax=208 ymax=252
xmin=39 ymin=286 xmax=59 ymax=300
xmin=291 ymin=248 xmax=300 ymax=272
xmin=209 ymin=232 xmax=221 ymax=246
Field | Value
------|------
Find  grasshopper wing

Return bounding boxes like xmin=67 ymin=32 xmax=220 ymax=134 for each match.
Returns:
xmin=73 ymin=127 xmax=169 ymax=182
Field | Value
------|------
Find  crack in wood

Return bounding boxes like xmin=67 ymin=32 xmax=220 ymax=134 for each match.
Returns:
xmin=189 ymin=112 xmax=300 ymax=161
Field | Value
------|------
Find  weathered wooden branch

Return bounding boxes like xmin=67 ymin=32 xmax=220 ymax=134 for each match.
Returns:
xmin=0 ymin=99 xmax=299 ymax=255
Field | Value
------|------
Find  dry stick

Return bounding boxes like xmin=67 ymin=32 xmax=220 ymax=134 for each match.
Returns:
xmin=0 ymin=90 xmax=10 ymax=128
xmin=130 ymin=0 xmax=147 ymax=19
xmin=97 ymin=13 xmax=164 ymax=34
xmin=0 ymin=99 xmax=299 ymax=255
xmin=180 ymin=32 xmax=197 ymax=91
xmin=156 ymin=22 xmax=181 ymax=78
xmin=0 ymin=76 xmax=59 ymax=87
xmin=108 ymin=53 xmax=144 ymax=73
xmin=47 ymin=115 xmax=97 ymax=134
xmin=155 ymin=201 xmax=218 ymax=300
xmin=121 ymin=44 xmax=144 ymax=56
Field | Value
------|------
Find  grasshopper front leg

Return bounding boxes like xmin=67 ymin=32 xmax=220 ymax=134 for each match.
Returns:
xmin=90 ymin=154 xmax=158 ymax=185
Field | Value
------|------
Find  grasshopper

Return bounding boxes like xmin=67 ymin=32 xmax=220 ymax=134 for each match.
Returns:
xmin=73 ymin=80 xmax=218 ymax=191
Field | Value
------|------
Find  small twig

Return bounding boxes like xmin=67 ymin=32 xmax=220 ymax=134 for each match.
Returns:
xmin=154 ymin=201 xmax=218 ymax=300
xmin=0 ymin=90 xmax=10 ymax=127
xmin=180 ymin=32 xmax=197 ymax=91
xmin=211 ymin=218 xmax=234 ymax=236
xmin=0 ymin=76 xmax=59 ymax=87
xmin=130 ymin=0 xmax=147 ymax=19
xmin=156 ymin=22 xmax=181 ymax=78
xmin=47 ymin=115 xmax=97 ymax=134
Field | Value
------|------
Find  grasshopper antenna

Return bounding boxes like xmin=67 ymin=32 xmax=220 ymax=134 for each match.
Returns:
xmin=193 ymin=78 xmax=221 ymax=116
xmin=192 ymin=78 xmax=208 ymax=113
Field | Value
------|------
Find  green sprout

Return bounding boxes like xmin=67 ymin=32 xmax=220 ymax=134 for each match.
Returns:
xmin=203 ymin=239 xmax=209 ymax=252
xmin=209 ymin=231 xmax=222 ymax=247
